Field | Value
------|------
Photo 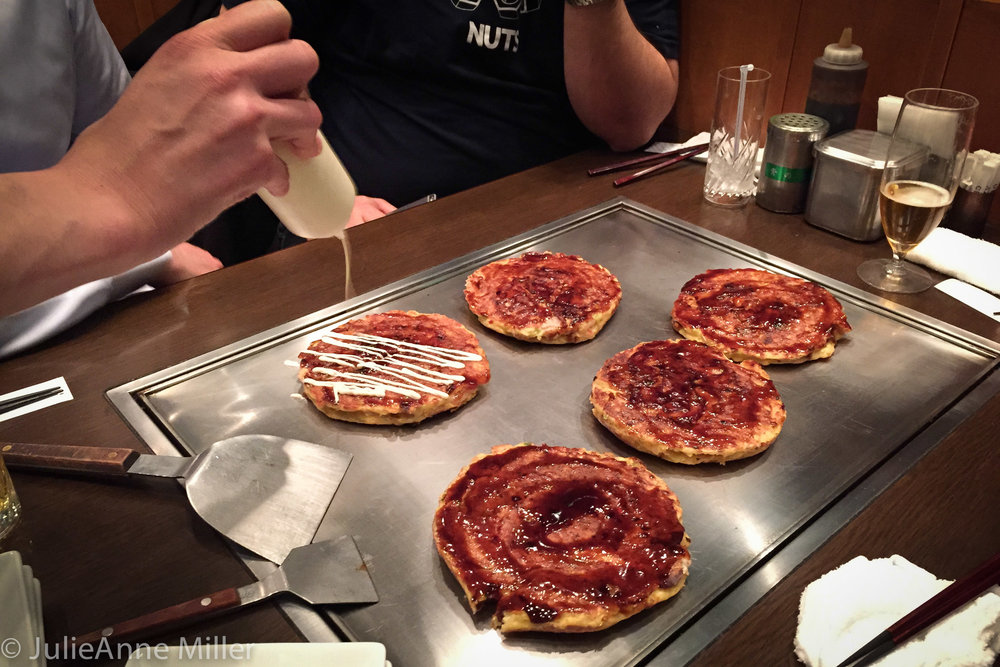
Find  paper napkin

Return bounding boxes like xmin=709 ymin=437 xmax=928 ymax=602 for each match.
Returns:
xmin=0 ymin=378 xmax=72 ymax=424
xmin=908 ymin=227 xmax=1000 ymax=295
xmin=0 ymin=551 xmax=45 ymax=667
xmin=794 ymin=555 xmax=1000 ymax=667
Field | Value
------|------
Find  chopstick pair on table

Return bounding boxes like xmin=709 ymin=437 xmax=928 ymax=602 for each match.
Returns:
xmin=0 ymin=387 xmax=63 ymax=418
xmin=588 ymin=142 xmax=709 ymax=187
xmin=836 ymin=549 xmax=1000 ymax=666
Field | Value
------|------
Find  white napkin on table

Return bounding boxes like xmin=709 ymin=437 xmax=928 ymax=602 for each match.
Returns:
xmin=908 ymin=227 xmax=1000 ymax=295
xmin=794 ymin=555 xmax=1000 ymax=667
xmin=647 ymin=131 xmax=711 ymax=161
xmin=0 ymin=551 xmax=45 ymax=667
xmin=934 ymin=279 xmax=1000 ymax=323
xmin=647 ymin=131 xmax=765 ymax=177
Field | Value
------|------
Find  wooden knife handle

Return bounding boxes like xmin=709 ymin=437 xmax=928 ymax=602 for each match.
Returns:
xmin=0 ymin=442 xmax=140 ymax=475
xmin=74 ymin=587 xmax=242 ymax=645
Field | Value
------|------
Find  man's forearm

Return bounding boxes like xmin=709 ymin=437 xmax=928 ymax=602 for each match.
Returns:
xmin=0 ymin=166 xmax=159 ymax=317
xmin=563 ymin=0 xmax=679 ymax=151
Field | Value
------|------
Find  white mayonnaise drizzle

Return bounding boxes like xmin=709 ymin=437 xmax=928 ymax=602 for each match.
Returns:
xmin=299 ymin=331 xmax=482 ymax=401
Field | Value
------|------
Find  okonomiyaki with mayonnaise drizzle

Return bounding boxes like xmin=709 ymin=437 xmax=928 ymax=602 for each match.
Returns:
xmin=297 ymin=310 xmax=490 ymax=425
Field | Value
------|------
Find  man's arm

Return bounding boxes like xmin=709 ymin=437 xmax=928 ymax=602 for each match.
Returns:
xmin=0 ymin=0 xmax=321 ymax=317
xmin=563 ymin=0 xmax=679 ymax=152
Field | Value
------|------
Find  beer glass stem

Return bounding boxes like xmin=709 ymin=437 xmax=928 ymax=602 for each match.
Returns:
xmin=886 ymin=251 xmax=907 ymax=277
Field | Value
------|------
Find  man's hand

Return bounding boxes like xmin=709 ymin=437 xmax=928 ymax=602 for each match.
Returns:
xmin=0 ymin=0 xmax=323 ymax=316
xmin=64 ymin=0 xmax=323 ymax=257
xmin=151 ymin=243 xmax=224 ymax=287
xmin=347 ymin=196 xmax=396 ymax=228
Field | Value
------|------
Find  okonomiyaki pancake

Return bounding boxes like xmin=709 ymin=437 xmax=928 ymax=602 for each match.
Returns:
xmin=433 ymin=443 xmax=691 ymax=633
xmin=298 ymin=310 xmax=490 ymax=425
xmin=590 ymin=339 xmax=786 ymax=464
xmin=671 ymin=268 xmax=851 ymax=364
xmin=463 ymin=251 xmax=622 ymax=344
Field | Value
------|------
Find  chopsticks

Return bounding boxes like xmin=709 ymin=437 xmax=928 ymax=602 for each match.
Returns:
xmin=587 ymin=142 xmax=708 ymax=176
xmin=0 ymin=387 xmax=63 ymax=417
xmin=835 ymin=549 xmax=1000 ymax=667
xmin=586 ymin=143 xmax=709 ymax=188
xmin=392 ymin=193 xmax=437 ymax=214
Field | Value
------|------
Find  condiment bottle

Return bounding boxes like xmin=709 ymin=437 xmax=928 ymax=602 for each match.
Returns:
xmin=804 ymin=28 xmax=868 ymax=136
xmin=940 ymin=149 xmax=1000 ymax=238
xmin=257 ymin=131 xmax=357 ymax=240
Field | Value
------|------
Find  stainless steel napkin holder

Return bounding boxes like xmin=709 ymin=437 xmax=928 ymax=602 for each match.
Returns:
xmin=804 ymin=129 xmax=925 ymax=241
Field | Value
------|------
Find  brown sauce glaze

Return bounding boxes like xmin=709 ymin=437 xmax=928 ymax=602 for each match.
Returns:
xmin=595 ymin=339 xmax=784 ymax=454
xmin=615 ymin=342 xmax=765 ymax=428
xmin=673 ymin=268 xmax=851 ymax=357
xmin=434 ymin=445 xmax=689 ymax=625
xmin=466 ymin=252 xmax=621 ymax=329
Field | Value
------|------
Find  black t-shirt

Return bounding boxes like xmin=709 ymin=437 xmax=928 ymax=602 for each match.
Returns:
xmin=283 ymin=0 xmax=679 ymax=205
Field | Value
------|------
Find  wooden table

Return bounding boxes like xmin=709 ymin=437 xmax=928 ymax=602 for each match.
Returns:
xmin=1 ymin=152 xmax=998 ymax=666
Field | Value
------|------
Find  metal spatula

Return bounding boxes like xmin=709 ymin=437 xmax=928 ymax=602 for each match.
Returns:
xmin=73 ymin=536 xmax=379 ymax=646
xmin=1 ymin=435 xmax=351 ymax=564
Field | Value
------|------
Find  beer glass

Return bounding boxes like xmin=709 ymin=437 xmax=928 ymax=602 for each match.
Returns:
xmin=857 ymin=88 xmax=978 ymax=293
xmin=0 ymin=455 xmax=21 ymax=541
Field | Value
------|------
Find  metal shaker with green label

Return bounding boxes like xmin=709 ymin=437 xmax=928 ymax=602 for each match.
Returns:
xmin=756 ymin=113 xmax=829 ymax=213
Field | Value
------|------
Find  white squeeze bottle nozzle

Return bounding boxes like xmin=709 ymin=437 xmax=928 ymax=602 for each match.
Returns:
xmin=257 ymin=131 xmax=357 ymax=240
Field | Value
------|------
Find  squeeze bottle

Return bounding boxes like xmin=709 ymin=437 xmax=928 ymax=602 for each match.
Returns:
xmin=258 ymin=131 xmax=357 ymax=240
xmin=804 ymin=28 xmax=868 ymax=136
xmin=217 ymin=0 xmax=357 ymax=239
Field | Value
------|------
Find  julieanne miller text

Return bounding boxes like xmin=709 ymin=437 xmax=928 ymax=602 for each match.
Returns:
xmin=30 ymin=637 xmax=251 ymax=661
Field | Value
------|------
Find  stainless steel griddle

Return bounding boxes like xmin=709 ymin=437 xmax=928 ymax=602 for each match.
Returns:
xmin=108 ymin=198 xmax=1000 ymax=666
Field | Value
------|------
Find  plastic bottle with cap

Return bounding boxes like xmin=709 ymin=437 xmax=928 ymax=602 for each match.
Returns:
xmin=804 ymin=28 xmax=869 ymax=136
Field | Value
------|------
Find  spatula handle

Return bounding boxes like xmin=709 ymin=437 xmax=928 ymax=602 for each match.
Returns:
xmin=74 ymin=587 xmax=243 ymax=645
xmin=1 ymin=442 xmax=140 ymax=475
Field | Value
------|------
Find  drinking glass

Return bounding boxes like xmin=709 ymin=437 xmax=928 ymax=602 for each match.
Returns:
xmin=703 ymin=66 xmax=771 ymax=207
xmin=857 ymin=88 xmax=978 ymax=293
xmin=0 ymin=455 xmax=21 ymax=541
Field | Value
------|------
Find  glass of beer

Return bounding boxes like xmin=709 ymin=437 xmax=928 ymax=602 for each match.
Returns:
xmin=858 ymin=88 xmax=978 ymax=293
xmin=0 ymin=455 xmax=21 ymax=541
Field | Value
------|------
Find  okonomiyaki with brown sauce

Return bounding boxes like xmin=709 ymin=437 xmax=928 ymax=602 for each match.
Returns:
xmin=433 ymin=443 xmax=691 ymax=632
xmin=671 ymin=268 xmax=851 ymax=364
xmin=464 ymin=251 xmax=622 ymax=344
xmin=591 ymin=338 xmax=786 ymax=464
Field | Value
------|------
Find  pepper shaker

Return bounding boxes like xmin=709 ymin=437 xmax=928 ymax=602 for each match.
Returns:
xmin=756 ymin=113 xmax=829 ymax=214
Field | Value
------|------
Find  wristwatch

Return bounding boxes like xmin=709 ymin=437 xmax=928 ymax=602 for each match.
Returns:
xmin=565 ymin=0 xmax=615 ymax=6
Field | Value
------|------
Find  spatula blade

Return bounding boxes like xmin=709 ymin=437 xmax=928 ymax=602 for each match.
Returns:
xmin=184 ymin=435 xmax=352 ymax=564
xmin=280 ymin=535 xmax=378 ymax=604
